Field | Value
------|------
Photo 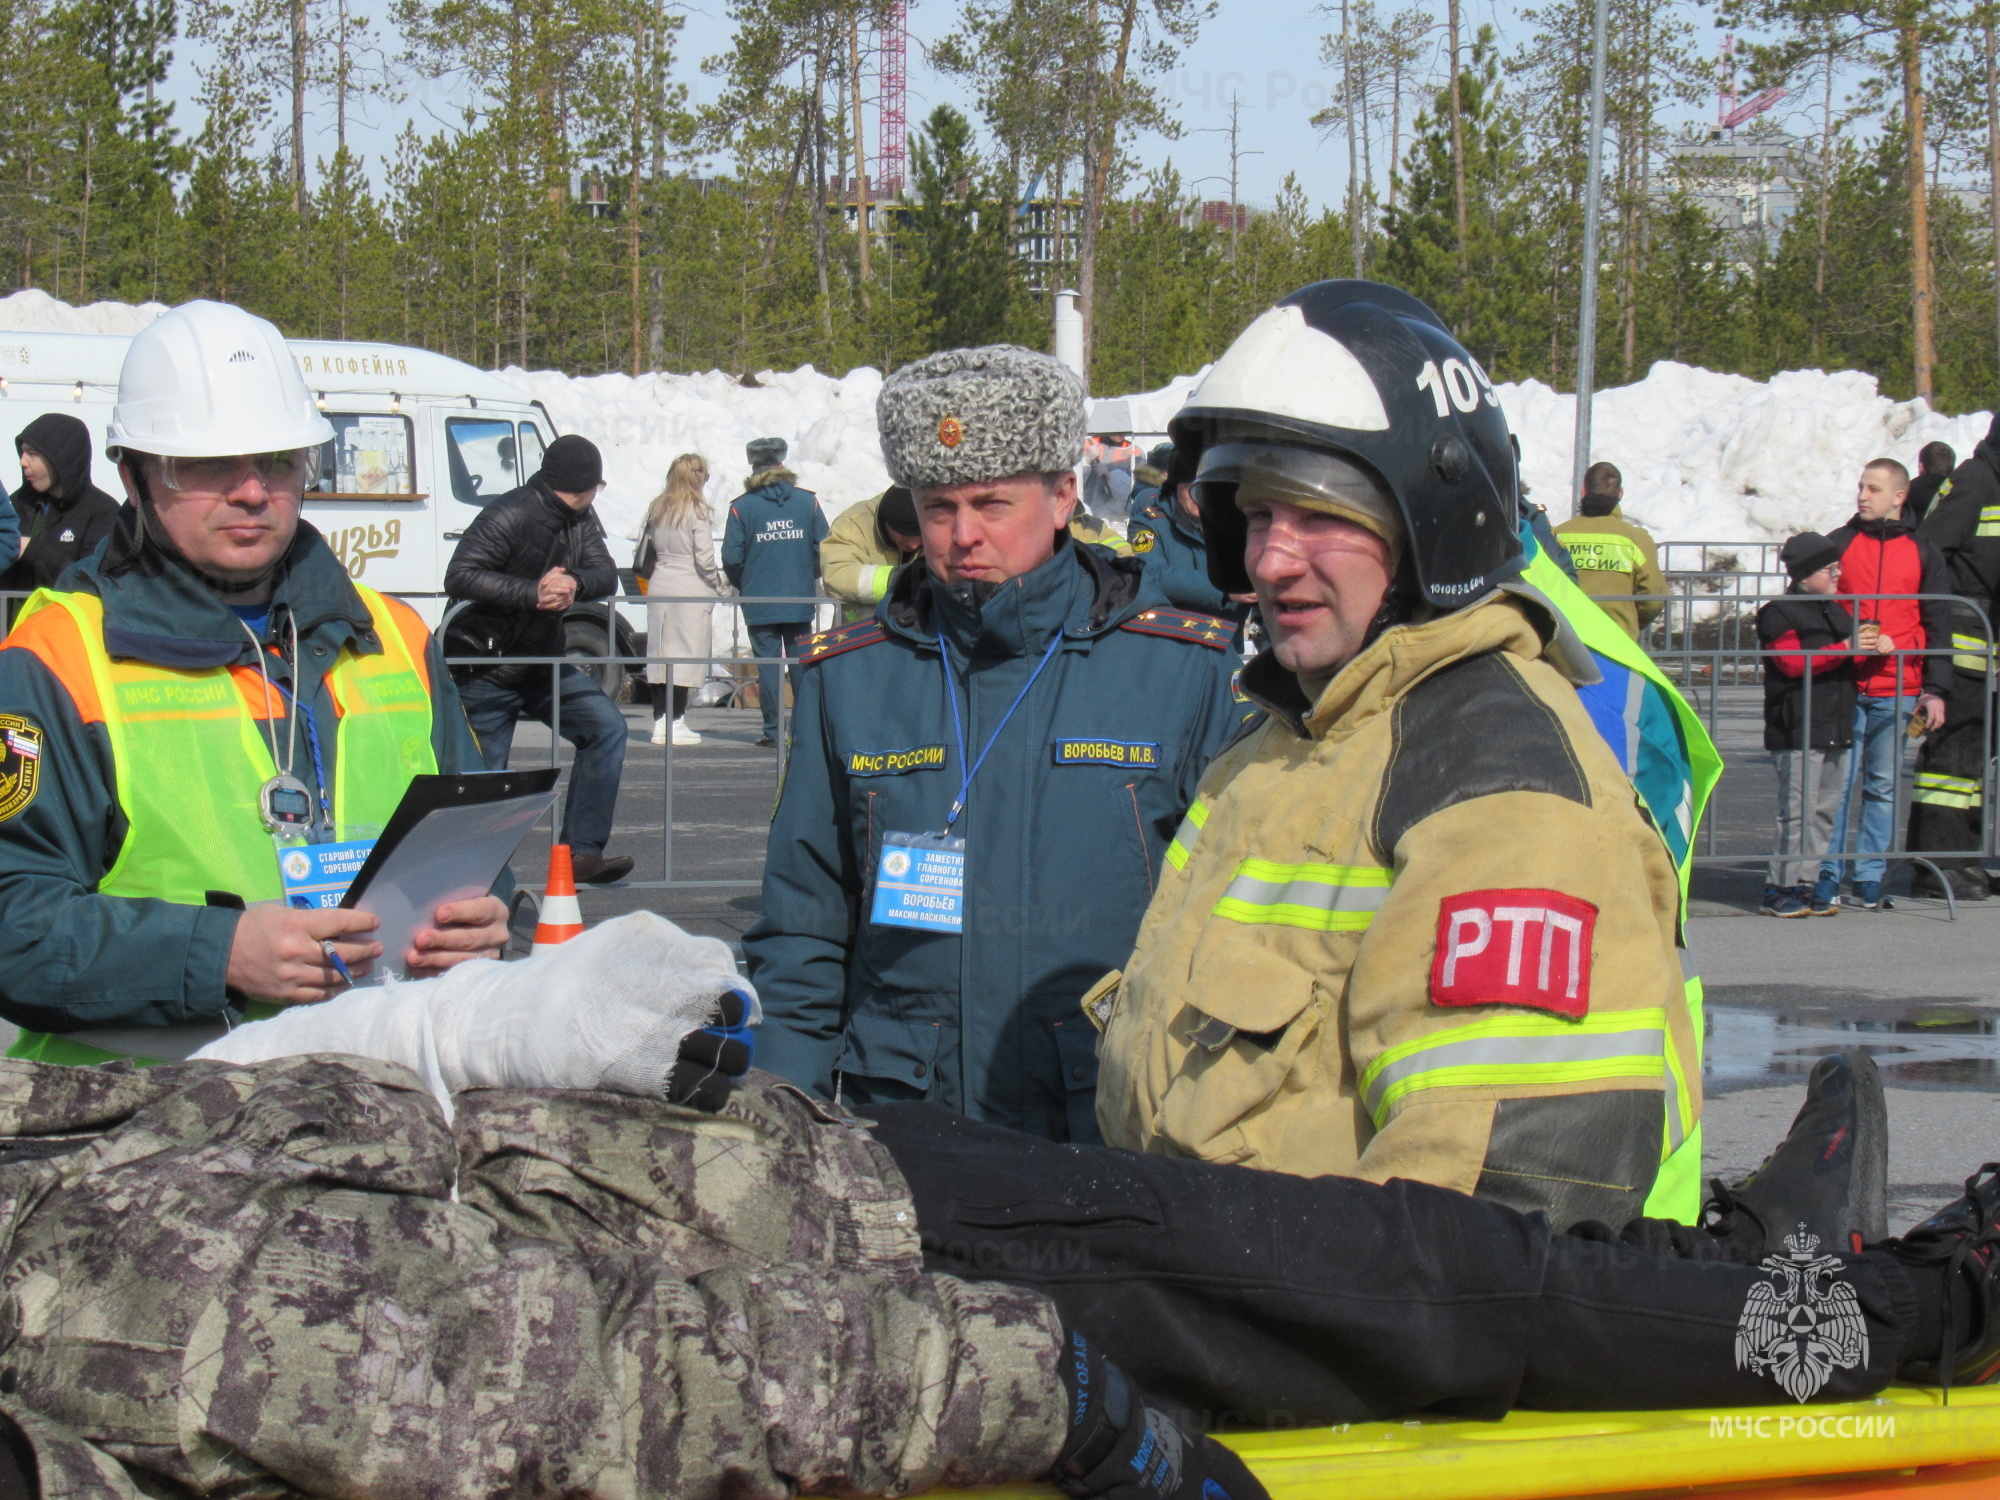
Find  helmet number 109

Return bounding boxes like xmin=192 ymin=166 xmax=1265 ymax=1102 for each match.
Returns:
xmin=1416 ymin=359 xmax=1486 ymax=417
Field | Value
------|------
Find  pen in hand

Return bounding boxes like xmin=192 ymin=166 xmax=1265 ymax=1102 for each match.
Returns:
xmin=320 ymin=940 xmax=354 ymax=986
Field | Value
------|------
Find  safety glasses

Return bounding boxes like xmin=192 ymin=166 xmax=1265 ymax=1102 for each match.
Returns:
xmin=155 ymin=448 xmax=322 ymax=496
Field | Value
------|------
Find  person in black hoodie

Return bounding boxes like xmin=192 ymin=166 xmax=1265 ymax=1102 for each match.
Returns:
xmin=1757 ymin=533 xmax=1858 ymax=917
xmin=3 ymin=412 xmax=122 ymax=603
xmin=443 ymin=432 xmax=633 ymax=884
xmin=1912 ymin=420 xmax=2000 ymax=899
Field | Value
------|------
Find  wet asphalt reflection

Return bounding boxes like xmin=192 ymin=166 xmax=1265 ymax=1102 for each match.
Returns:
xmin=1706 ymin=1003 xmax=2000 ymax=1092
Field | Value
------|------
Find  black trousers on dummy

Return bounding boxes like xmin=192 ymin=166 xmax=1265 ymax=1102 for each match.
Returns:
xmin=868 ymin=1104 xmax=1919 ymax=1429
xmin=1909 ymin=672 xmax=1990 ymax=874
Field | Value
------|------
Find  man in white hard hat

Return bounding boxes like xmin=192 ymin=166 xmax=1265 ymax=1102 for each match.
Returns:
xmin=0 ymin=300 xmax=507 ymax=1063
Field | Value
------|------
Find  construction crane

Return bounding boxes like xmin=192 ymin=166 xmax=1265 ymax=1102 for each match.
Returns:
xmin=1716 ymin=34 xmax=1786 ymax=135
xmin=877 ymin=0 xmax=908 ymax=199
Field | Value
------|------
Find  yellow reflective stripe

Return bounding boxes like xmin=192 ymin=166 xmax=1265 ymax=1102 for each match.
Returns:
xmin=1979 ymin=506 xmax=2000 ymax=538
xmin=1211 ymin=858 xmax=1393 ymax=931
xmin=863 ymin=564 xmax=892 ymax=601
xmin=1913 ymin=772 xmax=1982 ymax=808
xmin=1953 ymin=633 xmax=1992 ymax=672
xmin=1165 ymin=797 xmax=1210 ymax=871
xmin=1359 ymin=1008 xmax=1668 ymax=1124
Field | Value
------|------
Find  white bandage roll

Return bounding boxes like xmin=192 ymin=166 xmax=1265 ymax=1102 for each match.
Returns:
xmin=193 ymin=911 xmax=758 ymax=1100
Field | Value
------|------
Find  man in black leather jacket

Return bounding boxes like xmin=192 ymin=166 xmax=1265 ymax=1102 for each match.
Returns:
xmin=444 ymin=433 xmax=634 ymax=883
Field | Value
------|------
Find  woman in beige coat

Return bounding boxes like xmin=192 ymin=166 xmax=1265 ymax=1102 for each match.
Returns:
xmin=642 ymin=453 xmax=726 ymax=746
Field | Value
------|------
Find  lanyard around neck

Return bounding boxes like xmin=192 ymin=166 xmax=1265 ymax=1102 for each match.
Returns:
xmin=936 ymin=625 xmax=1066 ymax=830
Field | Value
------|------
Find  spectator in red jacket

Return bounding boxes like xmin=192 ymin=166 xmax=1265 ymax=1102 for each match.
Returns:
xmin=1815 ymin=459 xmax=1951 ymax=912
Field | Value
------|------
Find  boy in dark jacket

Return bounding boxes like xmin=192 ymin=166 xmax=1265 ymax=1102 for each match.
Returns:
xmin=2 ymin=412 xmax=122 ymax=602
xmin=721 ymin=437 xmax=830 ymax=746
xmin=443 ymin=433 xmax=632 ymax=883
xmin=1816 ymin=460 xmax=1952 ymax=911
xmin=1758 ymin=533 xmax=1858 ymax=916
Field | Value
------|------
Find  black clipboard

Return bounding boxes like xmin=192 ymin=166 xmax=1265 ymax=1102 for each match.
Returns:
xmin=339 ymin=769 xmax=560 ymax=978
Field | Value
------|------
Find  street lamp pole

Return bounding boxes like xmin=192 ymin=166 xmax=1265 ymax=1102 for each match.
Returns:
xmin=1570 ymin=0 xmax=1611 ymax=515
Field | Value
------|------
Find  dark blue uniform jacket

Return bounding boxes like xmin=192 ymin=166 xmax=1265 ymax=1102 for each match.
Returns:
xmin=1127 ymin=492 xmax=1254 ymax=633
xmin=721 ymin=470 xmax=829 ymax=626
xmin=747 ymin=538 xmax=1246 ymax=1142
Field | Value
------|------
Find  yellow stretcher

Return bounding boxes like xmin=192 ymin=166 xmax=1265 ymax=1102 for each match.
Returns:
xmin=937 ymin=1386 xmax=2000 ymax=1500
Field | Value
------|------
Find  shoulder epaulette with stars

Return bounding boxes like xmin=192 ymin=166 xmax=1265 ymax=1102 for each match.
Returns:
xmin=800 ymin=618 xmax=888 ymax=665
xmin=1118 ymin=608 xmax=1234 ymax=651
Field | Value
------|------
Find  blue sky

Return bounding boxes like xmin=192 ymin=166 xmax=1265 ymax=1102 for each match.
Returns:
xmin=161 ymin=0 xmax=1829 ymax=217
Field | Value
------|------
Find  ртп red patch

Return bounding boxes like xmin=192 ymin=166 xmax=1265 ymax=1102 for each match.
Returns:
xmin=1430 ymin=888 xmax=1598 ymax=1018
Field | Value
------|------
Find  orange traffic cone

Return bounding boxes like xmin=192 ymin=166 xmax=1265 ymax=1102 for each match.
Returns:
xmin=532 ymin=844 xmax=586 ymax=952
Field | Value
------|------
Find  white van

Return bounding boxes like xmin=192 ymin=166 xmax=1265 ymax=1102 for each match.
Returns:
xmin=0 ymin=330 xmax=642 ymax=679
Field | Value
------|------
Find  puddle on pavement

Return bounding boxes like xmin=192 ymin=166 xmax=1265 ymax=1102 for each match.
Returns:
xmin=1706 ymin=1004 xmax=2000 ymax=1088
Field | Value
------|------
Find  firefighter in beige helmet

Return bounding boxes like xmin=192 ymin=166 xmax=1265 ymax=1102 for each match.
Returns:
xmin=1090 ymin=281 xmax=1699 ymax=1230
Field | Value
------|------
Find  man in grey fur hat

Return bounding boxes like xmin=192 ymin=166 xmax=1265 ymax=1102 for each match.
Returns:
xmin=746 ymin=345 xmax=1248 ymax=1142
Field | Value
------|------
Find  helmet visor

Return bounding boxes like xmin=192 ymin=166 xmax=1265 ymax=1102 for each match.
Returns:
xmin=1191 ymin=441 xmax=1402 ymax=553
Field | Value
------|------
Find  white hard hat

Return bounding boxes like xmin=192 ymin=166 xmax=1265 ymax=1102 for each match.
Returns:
xmin=107 ymin=300 xmax=334 ymax=460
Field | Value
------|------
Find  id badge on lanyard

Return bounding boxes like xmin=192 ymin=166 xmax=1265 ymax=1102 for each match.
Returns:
xmin=870 ymin=831 xmax=967 ymax=932
xmin=276 ymin=838 xmax=376 ymax=908
xmin=864 ymin=626 xmax=1064 ymax=935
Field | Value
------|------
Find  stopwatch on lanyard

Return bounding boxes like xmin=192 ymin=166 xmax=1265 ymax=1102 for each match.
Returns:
xmin=237 ymin=615 xmax=323 ymax=839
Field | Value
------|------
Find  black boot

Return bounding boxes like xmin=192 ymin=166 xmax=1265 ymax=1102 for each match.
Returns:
xmin=1048 ymin=1327 xmax=1268 ymax=1500
xmin=1888 ymin=1163 xmax=2000 ymax=1394
xmin=1703 ymin=1048 xmax=1887 ymax=1261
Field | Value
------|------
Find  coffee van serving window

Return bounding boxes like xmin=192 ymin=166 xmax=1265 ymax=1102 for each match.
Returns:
xmin=308 ymin=414 xmax=417 ymax=497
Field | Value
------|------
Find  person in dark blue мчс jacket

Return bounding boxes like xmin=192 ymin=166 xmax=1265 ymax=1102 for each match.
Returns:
xmin=721 ymin=438 xmax=830 ymax=746
xmin=746 ymin=345 xmax=1247 ymax=1144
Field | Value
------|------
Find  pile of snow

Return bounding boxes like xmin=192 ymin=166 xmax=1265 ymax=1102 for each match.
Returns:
xmin=517 ymin=356 xmax=1995 ymax=548
xmin=0 ymin=289 xmax=166 ymax=336
xmin=1500 ymin=363 xmax=1989 ymax=545
xmin=501 ymin=364 xmax=889 ymax=540
xmin=3 ymin=288 xmax=1987 ymax=547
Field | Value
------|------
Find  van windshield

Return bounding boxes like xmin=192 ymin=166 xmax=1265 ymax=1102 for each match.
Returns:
xmin=447 ymin=417 xmax=519 ymax=505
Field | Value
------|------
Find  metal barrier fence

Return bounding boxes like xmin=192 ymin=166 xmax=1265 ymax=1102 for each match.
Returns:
xmin=436 ymin=592 xmax=831 ymax=888
xmin=5 ymin=577 xmax=1995 ymax=907
xmin=1586 ymin=585 xmax=1998 ymax=916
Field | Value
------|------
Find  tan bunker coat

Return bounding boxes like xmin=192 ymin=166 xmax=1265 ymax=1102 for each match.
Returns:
xmin=1092 ymin=594 xmax=1700 ymax=1229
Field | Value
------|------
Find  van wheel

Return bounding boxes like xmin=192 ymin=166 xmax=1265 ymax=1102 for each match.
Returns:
xmin=562 ymin=618 xmax=626 ymax=699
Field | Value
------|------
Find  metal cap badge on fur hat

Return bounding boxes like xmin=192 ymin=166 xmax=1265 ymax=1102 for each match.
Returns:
xmin=877 ymin=345 xmax=1087 ymax=489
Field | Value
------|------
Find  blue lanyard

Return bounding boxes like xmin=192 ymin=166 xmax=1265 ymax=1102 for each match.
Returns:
xmin=937 ymin=626 xmax=1066 ymax=830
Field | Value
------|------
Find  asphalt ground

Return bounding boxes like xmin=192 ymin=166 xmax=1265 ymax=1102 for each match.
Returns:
xmin=1677 ymin=680 xmax=2000 ymax=1232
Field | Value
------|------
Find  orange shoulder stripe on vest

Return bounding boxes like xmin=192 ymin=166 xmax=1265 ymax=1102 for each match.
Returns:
xmin=1 ymin=604 xmax=105 ymax=723
xmin=377 ymin=593 xmax=434 ymax=698
xmin=1118 ymin=609 xmax=1233 ymax=650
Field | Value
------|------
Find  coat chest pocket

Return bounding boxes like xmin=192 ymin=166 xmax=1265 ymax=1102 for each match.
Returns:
xmin=1154 ymin=942 xmax=1331 ymax=1163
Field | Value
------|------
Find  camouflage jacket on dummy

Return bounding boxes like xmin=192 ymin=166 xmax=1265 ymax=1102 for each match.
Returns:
xmin=0 ymin=1056 xmax=1065 ymax=1500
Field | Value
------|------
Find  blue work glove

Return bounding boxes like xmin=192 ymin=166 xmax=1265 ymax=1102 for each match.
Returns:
xmin=1047 ymin=1327 xmax=1268 ymax=1500
xmin=665 ymin=987 xmax=755 ymax=1111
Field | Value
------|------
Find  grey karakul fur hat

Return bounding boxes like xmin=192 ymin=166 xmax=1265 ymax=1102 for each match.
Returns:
xmin=877 ymin=345 xmax=1087 ymax=489
xmin=746 ymin=436 xmax=788 ymax=468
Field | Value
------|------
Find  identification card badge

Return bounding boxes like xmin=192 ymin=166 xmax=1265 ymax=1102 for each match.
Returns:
xmin=276 ymin=839 xmax=376 ymax=909
xmin=870 ymin=831 xmax=966 ymax=932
